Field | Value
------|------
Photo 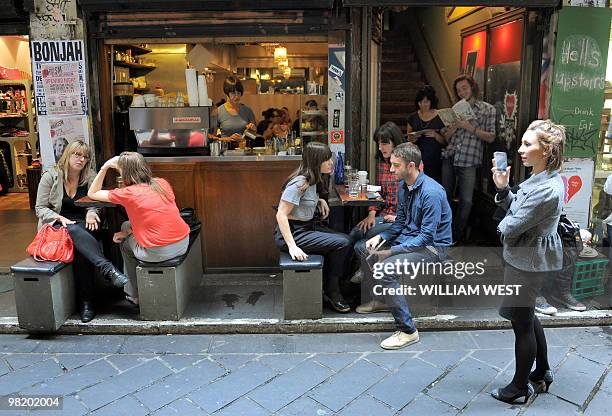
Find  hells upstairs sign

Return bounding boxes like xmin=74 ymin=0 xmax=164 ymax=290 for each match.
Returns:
xmin=549 ymin=6 xmax=611 ymax=158
xmin=31 ymin=40 xmax=88 ymax=116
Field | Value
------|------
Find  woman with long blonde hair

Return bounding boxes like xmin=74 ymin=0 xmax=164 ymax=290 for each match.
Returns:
xmin=88 ymin=152 xmax=190 ymax=305
xmin=35 ymin=140 xmax=128 ymax=322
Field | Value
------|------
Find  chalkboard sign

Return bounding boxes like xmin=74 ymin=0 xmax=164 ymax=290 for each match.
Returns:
xmin=550 ymin=6 xmax=611 ymax=158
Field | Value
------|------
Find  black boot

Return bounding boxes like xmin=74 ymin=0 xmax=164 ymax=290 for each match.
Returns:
xmin=552 ymin=253 xmax=586 ymax=311
xmin=80 ymin=301 xmax=95 ymax=323
xmin=105 ymin=266 xmax=128 ymax=287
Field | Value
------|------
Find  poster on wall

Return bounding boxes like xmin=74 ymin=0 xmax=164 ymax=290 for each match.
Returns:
xmin=38 ymin=116 xmax=89 ymax=164
xmin=31 ymin=40 xmax=89 ymax=168
xmin=464 ymin=51 xmax=478 ymax=78
xmin=549 ymin=7 xmax=611 ymax=158
xmin=328 ymin=44 xmax=346 ymax=155
xmin=32 ymin=40 xmax=87 ymax=116
xmin=560 ymin=158 xmax=595 ymax=228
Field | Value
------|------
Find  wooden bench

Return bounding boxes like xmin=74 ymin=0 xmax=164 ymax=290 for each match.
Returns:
xmin=11 ymin=258 xmax=74 ymax=332
xmin=136 ymin=224 xmax=203 ymax=321
xmin=279 ymin=252 xmax=324 ymax=320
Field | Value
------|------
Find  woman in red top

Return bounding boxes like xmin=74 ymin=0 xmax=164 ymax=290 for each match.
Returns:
xmin=88 ymin=152 xmax=190 ymax=305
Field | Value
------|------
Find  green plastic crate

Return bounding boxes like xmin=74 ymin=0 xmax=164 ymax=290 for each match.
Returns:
xmin=571 ymin=257 xmax=608 ymax=300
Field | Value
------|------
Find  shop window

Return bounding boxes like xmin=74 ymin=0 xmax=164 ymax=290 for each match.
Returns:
xmin=484 ymin=19 xmax=523 ymax=194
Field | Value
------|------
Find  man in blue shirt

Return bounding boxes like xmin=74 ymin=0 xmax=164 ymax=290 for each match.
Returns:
xmin=355 ymin=143 xmax=452 ymax=349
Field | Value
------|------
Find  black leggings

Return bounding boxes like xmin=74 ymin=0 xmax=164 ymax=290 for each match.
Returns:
xmin=64 ymin=222 xmax=115 ymax=302
xmin=507 ymin=307 xmax=550 ymax=389
xmin=275 ymin=220 xmax=352 ymax=296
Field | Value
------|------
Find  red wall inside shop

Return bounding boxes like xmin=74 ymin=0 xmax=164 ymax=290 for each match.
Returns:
xmin=489 ymin=20 xmax=523 ymax=65
xmin=461 ymin=31 xmax=487 ymax=69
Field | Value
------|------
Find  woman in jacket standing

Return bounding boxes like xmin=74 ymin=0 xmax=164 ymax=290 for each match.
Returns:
xmin=490 ymin=120 xmax=565 ymax=404
xmin=35 ymin=141 xmax=128 ymax=322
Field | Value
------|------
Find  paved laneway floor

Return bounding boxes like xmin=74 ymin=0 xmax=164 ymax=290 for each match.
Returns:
xmin=0 ymin=326 xmax=609 ymax=415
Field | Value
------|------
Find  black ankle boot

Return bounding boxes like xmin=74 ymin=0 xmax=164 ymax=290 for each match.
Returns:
xmin=106 ymin=267 xmax=128 ymax=287
xmin=80 ymin=301 xmax=95 ymax=323
xmin=324 ymin=293 xmax=350 ymax=313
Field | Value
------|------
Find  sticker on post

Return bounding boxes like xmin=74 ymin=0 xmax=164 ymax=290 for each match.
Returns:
xmin=330 ymin=130 xmax=344 ymax=144
xmin=329 ymin=64 xmax=344 ymax=78
xmin=334 ymin=91 xmax=344 ymax=101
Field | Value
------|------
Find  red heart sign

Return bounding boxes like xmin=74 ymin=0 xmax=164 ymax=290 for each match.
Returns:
xmin=505 ymin=94 xmax=516 ymax=118
xmin=567 ymin=176 xmax=582 ymax=202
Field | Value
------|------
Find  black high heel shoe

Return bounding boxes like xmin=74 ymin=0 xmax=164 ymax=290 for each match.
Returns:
xmin=529 ymin=370 xmax=553 ymax=393
xmin=490 ymin=384 xmax=534 ymax=404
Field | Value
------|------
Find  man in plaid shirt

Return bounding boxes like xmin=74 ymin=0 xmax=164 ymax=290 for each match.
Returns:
xmin=442 ymin=74 xmax=496 ymax=243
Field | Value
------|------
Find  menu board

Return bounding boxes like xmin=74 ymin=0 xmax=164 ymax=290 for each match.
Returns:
xmin=549 ymin=6 xmax=611 ymax=158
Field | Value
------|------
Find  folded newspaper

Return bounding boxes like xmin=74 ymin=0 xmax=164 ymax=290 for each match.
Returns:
xmin=437 ymin=99 xmax=476 ymax=127
xmin=407 ymin=129 xmax=435 ymax=138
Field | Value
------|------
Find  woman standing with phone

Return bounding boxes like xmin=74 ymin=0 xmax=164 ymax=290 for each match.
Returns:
xmin=490 ymin=120 xmax=565 ymax=404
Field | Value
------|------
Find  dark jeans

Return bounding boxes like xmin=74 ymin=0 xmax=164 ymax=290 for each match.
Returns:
xmin=441 ymin=159 xmax=477 ymax=242
xmin=64 ymin=222 xmax=115 ymax=302
xmin=275 ymin=220 xmax=352 ymax=296
xmin=348 ymin=216 xmax=394 ymax=244
xmin=356 ymin=245 xmax=438 ymax=334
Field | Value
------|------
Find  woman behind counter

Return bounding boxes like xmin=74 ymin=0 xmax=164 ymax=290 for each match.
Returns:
xmin=35 ymin=141 xmax=128 ymax=323
xmin=215 ymin=76 xmax=256 ymax=150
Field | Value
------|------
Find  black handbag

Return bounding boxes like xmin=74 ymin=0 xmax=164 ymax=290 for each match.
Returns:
xmin=557 ymin=214 xmax=583 ymax=252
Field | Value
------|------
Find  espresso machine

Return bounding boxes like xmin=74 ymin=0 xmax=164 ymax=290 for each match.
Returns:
xmin=113 ymin=82 xmax=137 ymax=153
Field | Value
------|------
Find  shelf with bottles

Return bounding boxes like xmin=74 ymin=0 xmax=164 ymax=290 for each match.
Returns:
xmin=0 ymin=80 xmax=38 ymax=193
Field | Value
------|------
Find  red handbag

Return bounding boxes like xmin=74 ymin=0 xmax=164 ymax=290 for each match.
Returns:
xmin=26 ymin=223 xmax=74 ymax=263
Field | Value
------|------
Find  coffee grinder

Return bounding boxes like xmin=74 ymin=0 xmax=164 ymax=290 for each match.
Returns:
xmin=113 ymin=82 xmax=137 ymax=153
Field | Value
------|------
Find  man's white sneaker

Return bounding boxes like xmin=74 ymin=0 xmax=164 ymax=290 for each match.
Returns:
xmin=380 ymin=330 xmax=419 ymax=350
xmin=355 ymin=299 xmax=389 ymax=314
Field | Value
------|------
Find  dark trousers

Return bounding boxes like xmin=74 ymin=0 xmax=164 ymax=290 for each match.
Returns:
xmin=65 ymin=222 xmax=114 ymax=303
xmin=275 ymin=220 xmax=352 ymax=296
xmin=355 ymin=245 xmax=438 ymax=334
xmin=441 ymin=159 xmax=476 ymax=242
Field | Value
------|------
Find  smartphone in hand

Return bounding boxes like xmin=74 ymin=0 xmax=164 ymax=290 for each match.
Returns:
xmin=493 ymin=152 xmax=507 ymax=171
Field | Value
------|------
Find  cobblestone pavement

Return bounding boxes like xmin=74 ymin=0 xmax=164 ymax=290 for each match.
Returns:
xmin=0 ymin=326 xmax=609 ymax=415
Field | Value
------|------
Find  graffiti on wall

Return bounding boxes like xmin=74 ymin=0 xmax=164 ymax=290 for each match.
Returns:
xmin=31 ymin=0 xmax=77 ymax=39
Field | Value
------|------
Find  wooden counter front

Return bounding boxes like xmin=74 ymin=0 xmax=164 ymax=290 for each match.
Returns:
xmin=148 ymin=158 xmax=299 ymax=272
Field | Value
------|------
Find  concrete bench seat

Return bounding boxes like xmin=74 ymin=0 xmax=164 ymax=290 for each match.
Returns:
xmin=135 ymin=223 xmax=203 ymax=321
xmin=11 ymin=258 xmax=75 ymax=332
xmin=279 ymin=252 xmax=324 ymax=320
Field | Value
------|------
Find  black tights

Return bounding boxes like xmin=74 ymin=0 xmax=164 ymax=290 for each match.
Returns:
xmin=508 ymin=309 xmax=549 ymax=391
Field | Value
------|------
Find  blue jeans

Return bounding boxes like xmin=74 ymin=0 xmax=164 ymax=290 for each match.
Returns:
xmin=441 ymin=159 xmax=477 ymax=241
xmin=349 ymin=216 xmax=394 ymax=243
xmin=356 ymin=243 xmax=438 ymax=334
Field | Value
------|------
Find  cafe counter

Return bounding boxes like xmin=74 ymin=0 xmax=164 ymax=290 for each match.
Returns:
xmin=146 ymin=155 xmax=301 ymax=272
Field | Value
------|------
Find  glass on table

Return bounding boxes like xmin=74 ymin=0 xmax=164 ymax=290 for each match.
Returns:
xmin=348 ymin=174 xmax=360 ymax=198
